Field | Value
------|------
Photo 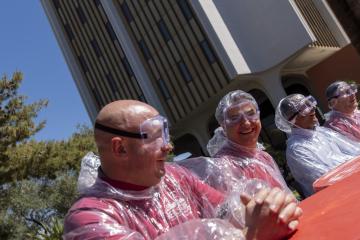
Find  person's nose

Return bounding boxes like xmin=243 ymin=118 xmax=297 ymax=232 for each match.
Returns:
xmin=238 ymin=115 xmax=251 ymax=126
xmin=161 ymin=143 xmax=173 ymax=153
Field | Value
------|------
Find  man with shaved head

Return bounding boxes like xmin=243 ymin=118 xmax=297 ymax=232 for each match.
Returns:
xmin=63 ymin=100 xmax=302 ymax=240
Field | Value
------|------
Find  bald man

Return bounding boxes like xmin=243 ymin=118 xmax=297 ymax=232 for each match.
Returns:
xmin=63 ymin=100 xmax=301 ymax=240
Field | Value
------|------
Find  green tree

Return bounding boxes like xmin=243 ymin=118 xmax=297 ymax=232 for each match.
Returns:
xmin=0 ymin=72 xmax=97 ymax=239
xmin=0 ymin=126 xmax=97 ymax=239
xmin=0 ymin=72 xmax=48 ymax=178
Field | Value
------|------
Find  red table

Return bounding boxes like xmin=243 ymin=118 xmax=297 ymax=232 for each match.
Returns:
xmin=313 ymin=156 xmax=360 ymax=192
xmin=290 ymin=170 xmax=360 ymax=239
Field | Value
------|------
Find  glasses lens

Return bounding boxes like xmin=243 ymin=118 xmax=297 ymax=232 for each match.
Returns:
xmin=140 ymin=116 xmax=169 ymax=146
xmin=298 ymin=96 xmax=317 ymax=116
xmin=224 ymin=102 xmax=259 ymax=125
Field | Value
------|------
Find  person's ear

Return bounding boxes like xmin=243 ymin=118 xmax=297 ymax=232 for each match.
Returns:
xmin=111 ymin=137 xmax=127 ymax=156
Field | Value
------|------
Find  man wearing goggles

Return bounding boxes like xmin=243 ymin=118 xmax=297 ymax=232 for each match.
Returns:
xmin=324 ymin=81 xmax=360 ymax=141
xmin=64 ymin=100 xmax=301 ymax=240
xmin=275 ymin=94 xmax=360 ymax=197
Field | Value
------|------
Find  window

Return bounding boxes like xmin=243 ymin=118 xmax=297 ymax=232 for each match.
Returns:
xmin=177 ymin=0 xmax=193 ymax=20
xmin=138 ymin=40 xmax=152 ymax=60
xmin=78 ymin=55 xmax=89 ymax=73
xmin=106 ymin=73 xmax=117 ymax=92
xmin=91 ymin=39 xmax=102 ymax=58
xmin=121 ymin=2 xmax=134 ymax=23
xmin=105 ymin=22 xmax=117 ymax=41
xmin=178 ymin=61 xmax=192 ymax=82
xmin=158 ymin=19 xmax=172 ymax=42
xmin=122 ymin=58 xmax=134 ymax=77
xmin=200 ymin=40 xmax=216 ymax=64
xmin=76 ymin=6 xmax=87 ymax=24
xmin=158 ymin=79 xmax=171 ymax=99
xmin=64 ymin=24 xmax=74 ymax=41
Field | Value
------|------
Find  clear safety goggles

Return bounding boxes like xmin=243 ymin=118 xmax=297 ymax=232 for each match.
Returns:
xmin=288 ymin=95 xmax=317 ymax=121
xmin=331 ymin=83 xmax=358 ymax=99
xmin=223 ymin=101 xmax=260 ymax=126
xmin=95 ymin=115 xmax=170 ymax=147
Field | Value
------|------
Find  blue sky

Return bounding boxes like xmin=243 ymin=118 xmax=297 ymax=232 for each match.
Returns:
xmin=0 ymin=1 xmax=91 ymax=141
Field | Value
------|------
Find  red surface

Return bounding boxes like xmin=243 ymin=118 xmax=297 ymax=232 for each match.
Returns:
xmin=313 ymin=156 xmax=360 ymax=192
xmin=290 ymin=170 xmax=360 ymax=240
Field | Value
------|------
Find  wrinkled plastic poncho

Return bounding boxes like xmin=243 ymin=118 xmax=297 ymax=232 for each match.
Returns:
xmin=324 ymin=109 xmax=360 ymax=141
xmin=285 ymin=127 xmax=360 ymax=196
xmin=63 ymin=152 xmax=246 ymax=240
xmin=178 ymin=127 xmax=289 ymax=195
xmin=275 ymin=95 xmax=360 ymax=196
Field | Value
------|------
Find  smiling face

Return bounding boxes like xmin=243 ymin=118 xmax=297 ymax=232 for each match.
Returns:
xmin=222 ymin=102 xmax=261 ymax=148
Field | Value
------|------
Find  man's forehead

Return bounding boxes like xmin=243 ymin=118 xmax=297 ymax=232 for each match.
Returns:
xmin=227 ymin=102 xmax=256 ymax=112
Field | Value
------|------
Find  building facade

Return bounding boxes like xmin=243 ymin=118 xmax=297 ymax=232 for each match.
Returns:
xmin=42 ymin=0 xmax=360 ymax=156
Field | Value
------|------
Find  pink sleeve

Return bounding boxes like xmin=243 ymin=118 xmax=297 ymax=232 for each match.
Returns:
xmin=327 ymin=118 xmax=360 ymax=141
xmin=63 ymin=199 xmax=145 ymax=240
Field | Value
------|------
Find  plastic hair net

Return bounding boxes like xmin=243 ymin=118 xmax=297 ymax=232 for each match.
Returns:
xmin=326 ymin=81 xmax=357 ymax=101
xmin=285 ymin=126 xmax=360 ymax=197
xmin=215 ymin=90 xmax=258 ymax=125
xmin=275 ymin=94 xmax=310 ymax=134
xmin=326 ymin=81 xmax=348 ymax=100
xmin=324 ymin=109 xmax=360 ymax=141
xmin=64 ymin=153 xmax=248 ymax=239
xmin=180 ymin=137 xmax=289 ymax=196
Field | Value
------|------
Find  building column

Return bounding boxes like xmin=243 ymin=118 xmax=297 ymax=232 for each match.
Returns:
xmin=193 ymin=125 xmax=212 ymax=155
xmin=258 ymin=67 xmax=288 ymax=108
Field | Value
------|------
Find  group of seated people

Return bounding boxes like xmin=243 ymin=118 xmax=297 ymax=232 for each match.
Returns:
xmin=62 ymin=80 xmax=359 ymax=239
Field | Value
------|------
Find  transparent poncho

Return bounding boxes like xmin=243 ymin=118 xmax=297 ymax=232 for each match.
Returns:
xmin=324 ymin=109 xmax=360 ymax=141
xmin=178 ymin=127 xmax=289 ymax=196
xmin=275 ymin=95 xmax=360 ymax=196
xmin=63 ymin=152 xmax=247 ymax=240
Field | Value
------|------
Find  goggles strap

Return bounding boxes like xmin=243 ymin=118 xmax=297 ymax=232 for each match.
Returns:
xmin=95 ymin=122 xmax=147 ymax=139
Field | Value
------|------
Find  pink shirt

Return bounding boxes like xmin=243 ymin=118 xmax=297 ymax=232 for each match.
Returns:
xmin=63 ymin=164 xmax=224 ymax=240
xmin=325 ymin=110 xmax=360 ymax=141
xmin=214 ymin=144 xmax=288 ymax=191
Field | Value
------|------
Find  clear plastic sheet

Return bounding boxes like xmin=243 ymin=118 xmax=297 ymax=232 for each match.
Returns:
xmin=63 ymin=153 xmax=247 ymax=240
xmin=155 ymin=219 xmax=244 ymax=240
xmin=207 ymin=127 xmax=228 ymax=157
xmin=324 ymin=110 xmax=360 ymax=141
xmin=275 ymin=95 xmax=360 ymax=196
xmin=179 ymin=136 xmax=289 ymax=195
xmin=77 ymin=152 xmax=100 ymax=194
xmin=285 ymin=127 xmax=357 ymax=196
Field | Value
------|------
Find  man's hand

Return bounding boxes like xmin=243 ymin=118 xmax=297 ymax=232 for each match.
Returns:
xmin=241 ymin=188 xmax=302 ymax=240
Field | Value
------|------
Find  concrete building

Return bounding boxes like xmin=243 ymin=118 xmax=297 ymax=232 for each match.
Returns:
xmin=42 ymin=0 xmax=360 ymax=156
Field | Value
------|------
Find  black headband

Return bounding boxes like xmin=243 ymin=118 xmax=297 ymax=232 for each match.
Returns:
xmin=94 ymin=122 xmax=147 ymax=139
